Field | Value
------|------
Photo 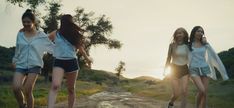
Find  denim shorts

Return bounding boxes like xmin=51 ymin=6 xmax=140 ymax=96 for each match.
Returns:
xmin=15 ymin=66 xmax=41 ymax=75
xmin=53 ymin=58 xmax=79 ymax=72
xmin=189 ymin=66 xmax=211 ymax=77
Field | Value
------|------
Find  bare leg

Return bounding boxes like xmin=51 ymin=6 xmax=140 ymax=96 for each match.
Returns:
xmin=191 ymin=76 xmax=206 ymax=108
xmin=48 ymin=67 xmax=64 ymax=108
xmin=200 ymin=77 xmax=209 ymax=108
xmin=169 ymin=78 xmax=180 ymax=106
xmin=180 ymin=75 xmax=189 ymax=108
xmin=12 ymin=72 xmax=26 ymax=108
xmin=23 ymin=73 xmax=38 ymax=108
xmin=65 ymin=71 xmax=78 ymax=108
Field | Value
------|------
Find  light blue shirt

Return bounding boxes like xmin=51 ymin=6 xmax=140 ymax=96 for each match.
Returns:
xmin=190 ymin=45 xmax=209 ymax=68
xmin=12 ymin=31 xmax=54 ymax=68
xmin=53 ymin=32 xmax=77 ymax=60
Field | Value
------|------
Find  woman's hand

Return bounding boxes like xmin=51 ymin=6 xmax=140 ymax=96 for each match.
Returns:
xmin=202 ymin=37 xmax=208 ymax=44
xmin=85 ymin=56 xmax=93 ymax=68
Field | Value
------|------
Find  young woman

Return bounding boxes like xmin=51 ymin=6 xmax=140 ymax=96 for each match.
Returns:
xmin=12 ymin=9 xmax=54 ymax=108
xmin=47 ymin=14 xmax=92 ymax=108
xmin=164 ymin=27 xmax=190 ymax=108
xmin=188 ymin=26 xmax=229 ymax=108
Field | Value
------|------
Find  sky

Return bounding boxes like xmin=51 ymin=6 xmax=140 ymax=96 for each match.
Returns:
xmin=0 ymin=0 xmax=234 ymax=79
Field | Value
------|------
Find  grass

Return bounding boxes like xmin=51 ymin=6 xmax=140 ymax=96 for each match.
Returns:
xmin=0 ymin=69 xmax=107 ymax=107
xmin=0 ymin=79 xmax=106 ymax=107
xmin=1 ymin=69 xmax=234 ymax=108
xmin=120 ymin=78 xmax=234 ymax=108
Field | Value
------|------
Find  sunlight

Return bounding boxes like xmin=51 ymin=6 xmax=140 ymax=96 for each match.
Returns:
xmin=149 ymin=66 xmax=172 ymax=80
xmin=164 ymin=66 xmax=171 ymax=77
xmin=149 ymin=68 xmax=165 ymax=80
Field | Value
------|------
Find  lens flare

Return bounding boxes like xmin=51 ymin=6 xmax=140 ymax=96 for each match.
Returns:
xmin=164 ymin=66 xmax=171 ymax=76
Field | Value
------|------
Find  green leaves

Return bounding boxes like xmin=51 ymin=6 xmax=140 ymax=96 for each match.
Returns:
xmin=73 ymin=8 xmax=122 ymax=50
xmin=6 ymin=0 xmax=46 ymax=9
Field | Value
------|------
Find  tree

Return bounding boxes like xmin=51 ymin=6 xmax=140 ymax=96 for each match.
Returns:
xmin=115 ymin=61 xmax=126 ymax=80
xmin=0 ymin=46 xmax=15 ymax=70
xmin=218 ymin=47 xmax=234 ymax=79
xmin=6 ymin=0 xmax=45 ymax=9
xmin=73 ymin=7 xmax=122 ymax=68
xmin=42 ymin=2 xmax=61 ymax=33
xmin=73 ymin=7 xmax=122 ymax=52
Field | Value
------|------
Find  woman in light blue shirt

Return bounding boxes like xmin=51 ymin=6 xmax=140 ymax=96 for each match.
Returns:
xmin=48 ymin=14 xmax=92 ymax=108
xmin=12 ymin=9 xmax=53 ymax=108
xmin=188 ymin=26 xmax=228 ymax=108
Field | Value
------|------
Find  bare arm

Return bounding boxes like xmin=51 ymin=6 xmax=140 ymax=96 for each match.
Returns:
xmin=48 ymin=30 xmax=57 ymax=41
xmin=165 ymin=43 xmax=173 ymax=68
xmin=78 ymin=45 xmax=92 ymax=68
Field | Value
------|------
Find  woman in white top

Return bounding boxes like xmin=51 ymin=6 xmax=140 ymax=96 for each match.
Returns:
xmin=188 ymin=26 xmax=229 ymax=108
xmin=165 ymin=27 xmax=190 ymax=108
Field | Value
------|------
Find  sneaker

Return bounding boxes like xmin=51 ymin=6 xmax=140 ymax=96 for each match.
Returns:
xmin=167 ymin=102 xmax=174 ymax=108
xmin=20 ymin=103 xmax=27 ymax=108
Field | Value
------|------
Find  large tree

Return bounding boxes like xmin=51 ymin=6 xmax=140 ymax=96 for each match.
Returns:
xmin=73 ymin=7 xmax=122 ymax=67
xmin=73 ymin=7 xmax=122 ymax=52
xmin=42 ymin=2 xmax=61 ymax=33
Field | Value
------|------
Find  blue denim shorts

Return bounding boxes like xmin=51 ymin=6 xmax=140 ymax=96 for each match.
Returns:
xmin=53 ymin=58 xmax=79 ymax=72
xmin=189 ymin=66 xmax=211 ymax=77
xmin=15 ymin=66 xmax=41 ymax=75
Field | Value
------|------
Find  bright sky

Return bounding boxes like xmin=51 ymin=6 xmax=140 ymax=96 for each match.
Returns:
xmin=0 ymin=0 xmax=234 ymax=79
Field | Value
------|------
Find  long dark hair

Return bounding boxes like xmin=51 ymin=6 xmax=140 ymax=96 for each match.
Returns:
xmin=189 ymin=26 xmax=205 ymax=51
xmin=22 ymin=9 xmax=36 ymax=23
xmin=58 ymin=14 xmax=84 ymax=47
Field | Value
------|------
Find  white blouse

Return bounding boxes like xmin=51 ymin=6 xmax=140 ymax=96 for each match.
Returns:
xmin=171 ymin=44 xmax=189 ymax=65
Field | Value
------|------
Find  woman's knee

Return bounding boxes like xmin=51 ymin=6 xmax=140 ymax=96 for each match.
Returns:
xmin=12 ymin=84 xmax=22 ymax=92
xmin=181 ymin=90 xmax=188 ymax=97
xmin=24 ymin=85 xmax=33 ymax=94
xmin=67 ymin=86 xmax=75 ymax=94
xmin=51 ymin=83 xmax=61 ymax=91
xmin=198 ymin=89 xmax=207 ymax=96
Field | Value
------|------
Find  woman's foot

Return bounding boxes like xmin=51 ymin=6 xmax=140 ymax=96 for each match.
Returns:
xmin=20 ymin=103 xmax=27 ymax=108
xmin=167 ymin=102 xmax=174 ymax=108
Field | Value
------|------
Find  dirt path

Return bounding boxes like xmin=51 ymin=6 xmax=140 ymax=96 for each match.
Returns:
xmin=53 ymin=87 xmax=194 ymax=108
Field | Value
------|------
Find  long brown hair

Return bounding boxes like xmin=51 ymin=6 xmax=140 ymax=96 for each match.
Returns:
xmin=58 ymin=14 xmax=84 ymax=47
xmin=171 ymin=27 xmax=189 ymax=45
xmin=170 ymin=27 xmax=189 ymax=53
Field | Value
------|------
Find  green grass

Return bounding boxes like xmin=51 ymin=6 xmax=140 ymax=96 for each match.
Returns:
xmin=1 ymin=69 xmax=233 ymax=108
xmin=120 ymin=79 xmax=234 ymax=108
xmin=0 ymin=79 xmax=106 ymax=107
xmin=0 ymin=69 xmax=109 ymax=107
